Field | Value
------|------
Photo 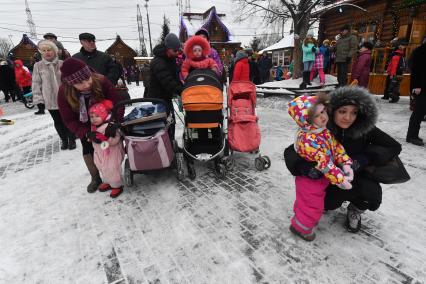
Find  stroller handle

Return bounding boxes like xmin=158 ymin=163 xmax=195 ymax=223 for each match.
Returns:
xmin=111 ymin=98 xmax=170 ymax=121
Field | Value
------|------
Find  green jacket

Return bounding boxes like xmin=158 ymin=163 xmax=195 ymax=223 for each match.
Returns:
xmin=335 ymin=34 xmax=358 ymax=63
xmin=302 ymin=43 xmax=317 ymax=62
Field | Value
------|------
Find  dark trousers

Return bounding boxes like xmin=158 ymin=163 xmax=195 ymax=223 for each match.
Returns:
xmin=1 ymin=88 xmax=15 ymax=102
xmin=336 ymin=62 xmax=348 ymax=87
xmin=407 ymin=94 xmax=426 ymax=139
xmin=81 ymin=137 xmax=94 ymax=155
xmin=48 ymin=110 xmax=76 ymax=142
xmin=325 ymin=174 xmax=382 ymax=211
xmin=384 ymin=76 xmax=402 ymax=100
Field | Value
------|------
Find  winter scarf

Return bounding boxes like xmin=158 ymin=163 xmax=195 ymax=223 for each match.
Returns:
xmin=78 ymin=91 xmax=92 ymax=123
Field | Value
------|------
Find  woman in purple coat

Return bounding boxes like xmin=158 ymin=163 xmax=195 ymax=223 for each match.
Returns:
xmin=351 ymin=42 xmax=373 ymax=88
xmin=194 ymin=28 xmax=224 ymax=78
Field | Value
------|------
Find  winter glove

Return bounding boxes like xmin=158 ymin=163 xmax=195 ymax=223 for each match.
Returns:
xmin=342 ymin=164 xmax=354 ymax=182
xmin=351 ymin=154 xmax=370 ymax=172
xmin=104 ymin=122 xmax=119 ymax=138
xmin=300 ymin=163 xmax=323 ymax=179
xmin=337 ymin=178 xmax=352 ymax=190
xmin=86 ymin=131 xmax=103 ymax=144
xmin=312 ymin=46 xmax=317 ymax=53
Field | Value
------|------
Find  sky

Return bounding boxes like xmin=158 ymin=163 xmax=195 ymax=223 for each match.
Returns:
xmin=0 ymin=0 xmax=286 ymax=54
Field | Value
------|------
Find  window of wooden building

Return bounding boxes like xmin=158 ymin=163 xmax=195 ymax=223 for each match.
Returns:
xmin=358 ymin=22 xmax=377 ymax=44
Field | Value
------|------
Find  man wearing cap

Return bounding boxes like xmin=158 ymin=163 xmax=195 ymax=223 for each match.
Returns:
xmin=73 ymin=33 xmax=120 ymax=85
xmin=146 ymin=33 xmax=183 ymax=138
xmin=335 ymin=25 xmax=358 ymax=87
xmin=43 ymin=33 xmax=71 ymax=60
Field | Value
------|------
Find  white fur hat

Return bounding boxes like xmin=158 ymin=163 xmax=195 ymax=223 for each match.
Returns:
xmin=37 ymin=39 xmax=59 ymax=55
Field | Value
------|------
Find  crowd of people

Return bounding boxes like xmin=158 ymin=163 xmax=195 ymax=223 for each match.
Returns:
xmin=0 ymin=27 xmax=425 ymax=240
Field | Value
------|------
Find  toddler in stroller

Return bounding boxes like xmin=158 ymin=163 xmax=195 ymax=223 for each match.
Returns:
xmin=112 ymin=98 xmax=184 ymax=186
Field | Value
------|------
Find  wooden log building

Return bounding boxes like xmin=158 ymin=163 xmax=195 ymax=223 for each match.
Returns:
xmin=8 ymin=34 xmax=38 ymax=70
xmin=179 ymin=6 xmax=241 ymax=66
xmin=315 ymin=0 xmax=426 ymax=96
xmin=105 ymin=35 xmax=137 ymax=68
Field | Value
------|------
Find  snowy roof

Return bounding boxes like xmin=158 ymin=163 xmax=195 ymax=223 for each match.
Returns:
xmin=260 ymin=36 xmax=294 ymax=53
xmin=179 ymin=6 xmax=234 ymax=42
xmin=311 ymin=0 xmax=366 ymax=17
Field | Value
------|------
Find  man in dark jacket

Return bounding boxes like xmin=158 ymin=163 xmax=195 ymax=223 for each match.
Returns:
xmin=0 ymin=59 xmax=17 ymax=102
xmin=335 ymin=25 xmax=358 ymax=87
xmin=146 ymin=33 xmax=183 ymax=138
xmin=73 ymin=33 xmax=120 ymax=85
xmin=406 ymin=39 xmax=426 ymax=146
xmin=257 ymin=53 xmax=273 ymax=84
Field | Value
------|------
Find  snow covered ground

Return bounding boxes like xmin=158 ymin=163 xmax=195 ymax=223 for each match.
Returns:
xmin=0 ymin=85 xmax=425 ymax=283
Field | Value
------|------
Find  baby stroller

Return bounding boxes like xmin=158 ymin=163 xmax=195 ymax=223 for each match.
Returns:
xmin=228 ymin=80 xmax=270 ymax=171
xmin=112 ymin=98 xmax=185 ymax=186
xmin=181 ymin=69 xmax=231 ymax=179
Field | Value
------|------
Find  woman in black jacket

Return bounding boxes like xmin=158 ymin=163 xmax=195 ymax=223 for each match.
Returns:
xmin=284 ymin=86 xmax=402 ymax=233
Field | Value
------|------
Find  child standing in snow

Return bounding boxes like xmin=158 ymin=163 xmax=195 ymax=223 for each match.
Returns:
xmin=287 ymin=94 xmax=354 ymax=241
xmin=88 ymin=100 xmax=124 ymax=198
xmin=310 ymin=43 xmax=326 ymax=86
xmin=300 ymin=33 xmax=318 ymax=88
xmin=180 ymin=35 xmax=218 ymax=80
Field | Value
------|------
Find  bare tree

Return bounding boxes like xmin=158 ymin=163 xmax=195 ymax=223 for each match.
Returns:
xmin=0 ymin=37 xmax=13 ymax=59
xmin=234 ymin=0 xmax=365 ymax=78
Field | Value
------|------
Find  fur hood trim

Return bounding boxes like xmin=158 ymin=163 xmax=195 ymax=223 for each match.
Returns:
xmin=184 ymin=36 xmax=210 ymax=59
xmin=328 ymin=86 xmax=378 ymax=138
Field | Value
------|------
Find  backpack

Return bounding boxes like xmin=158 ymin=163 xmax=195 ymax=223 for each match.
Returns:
xmin=396 ymin=56 xmax=406 ymax=75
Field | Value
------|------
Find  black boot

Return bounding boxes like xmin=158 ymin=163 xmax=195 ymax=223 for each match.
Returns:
xmin=60 ymin=139 xmax=68 ymax=150
xmin=299 ymin=72 xmax=308 ymax=89
xmin=34 ymin=103 xmax=45 ymax=115
xmin=68 ymin=139 xmax=76 ymax=150
xmin=306 ymin=71 xmax=312 ymax=86
xmin=83 ymin=154 xmax=102 ymax=193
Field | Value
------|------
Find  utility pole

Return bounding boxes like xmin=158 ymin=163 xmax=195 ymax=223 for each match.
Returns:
xmin=144 ymin=0 xmax=153 ymax=56
xmin=136 ymin=4 xmax=148 ymax=56
xmin=25 ymin=0 xmax=37 ymax=39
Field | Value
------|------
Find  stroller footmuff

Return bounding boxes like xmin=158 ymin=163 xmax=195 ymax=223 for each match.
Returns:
xmin=112 ymin=98 xmax=185 ymax=186
xmin=228 ymin=80 xmax=270 ymax=171
xmin=181 ymin=69 xmax=229 ymax=179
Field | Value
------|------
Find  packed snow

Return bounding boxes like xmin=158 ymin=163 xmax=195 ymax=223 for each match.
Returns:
xmin=0 ymin=85 xmax=425 ymax=283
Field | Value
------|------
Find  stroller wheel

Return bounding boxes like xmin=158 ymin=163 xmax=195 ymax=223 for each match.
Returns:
xmin=187 ymin=163 xmax=196 ymax=180
xmin=223 ymin=158 xmax=235 ymax=171
xmin=262 ymin=156 xmax=271 ymax=169
xmin=255 ymin=157 xmax=266 ymax=171
xmin=124 ymin=159 xmax=134 ymax=187
xmin=176 ymin=153 xmax=185 ymax=181
xmin=215 ymin=163 xmax=227 ymax=178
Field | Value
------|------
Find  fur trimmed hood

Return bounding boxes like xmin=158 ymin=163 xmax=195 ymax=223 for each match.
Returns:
xmin=328 ymin=86 xmax=378 ymax=138
xmin=184 ymin=36 xmax=210 ymax=60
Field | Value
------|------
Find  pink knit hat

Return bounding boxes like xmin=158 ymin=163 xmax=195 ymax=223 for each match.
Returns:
xmin=89 ymin=100 xmax=113 ymax=122
xmin=60 ymin=58 xmax=92 ymax=85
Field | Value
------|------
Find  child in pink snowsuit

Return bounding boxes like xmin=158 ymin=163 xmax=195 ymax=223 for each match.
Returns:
xmin=310 ymin=52 xmax=326 ymax=86
xmin=287 ymin=94 xmax=353 ymax=241
xmin=88 ymin=100 xmax=124 ymax=198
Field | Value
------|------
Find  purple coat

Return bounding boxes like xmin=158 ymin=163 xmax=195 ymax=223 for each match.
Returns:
xmin=209 ymin=48 xmax=223 ymax=76
xmin=351 ymin=50 xmax=372 ymax=88
xmin=58 ymin=75 xmax=124 ymax=139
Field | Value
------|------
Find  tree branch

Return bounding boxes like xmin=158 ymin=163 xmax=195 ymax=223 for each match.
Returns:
xmin=298 ymin=0 xmax=323 ymax=25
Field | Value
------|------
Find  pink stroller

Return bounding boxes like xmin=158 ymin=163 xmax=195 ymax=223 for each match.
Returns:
xmin=228 ymin=81 xmax=270 ymax=170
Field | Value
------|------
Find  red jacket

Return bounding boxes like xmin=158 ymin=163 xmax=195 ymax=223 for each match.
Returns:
xmin=14 ymin=59 xmax=32 ymax=88
xmin=58 ymin=75 xmax=124 ymax=139
xmin=233 ymin=58 xmax=250 ymax=81
xmin=351 ymin=50 xmax=372 ymax=88
xmin=387 ymin=49 xmax=404 ymax=76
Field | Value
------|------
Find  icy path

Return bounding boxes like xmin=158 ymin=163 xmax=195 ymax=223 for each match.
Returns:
xmin=0 ymin=87 xmax=425 ymax=283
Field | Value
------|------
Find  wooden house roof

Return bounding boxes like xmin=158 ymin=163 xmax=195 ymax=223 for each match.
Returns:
xmin=105 ymin=35 xmax=137 ymax=57
xmin=9 ymin=34 xmax=37 ymax=56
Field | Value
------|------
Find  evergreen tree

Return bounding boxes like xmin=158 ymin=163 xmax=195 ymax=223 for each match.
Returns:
xmin=160 ymin=15 xmax=170 ymax=44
